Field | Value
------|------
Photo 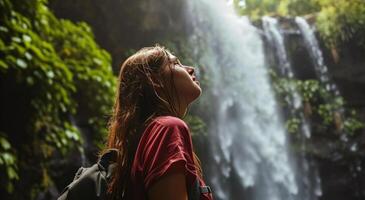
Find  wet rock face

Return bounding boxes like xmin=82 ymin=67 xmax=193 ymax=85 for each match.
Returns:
xmin=307 ymin=127 xmax=365 ymax=200
xmin=315 ymin=143 xmax=365 ymax=200
xmin=332 ymin=41 xmax=365 ymax=121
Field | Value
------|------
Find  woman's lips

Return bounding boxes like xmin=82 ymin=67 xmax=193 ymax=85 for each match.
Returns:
xmin=192 ymin=75 xmax=200 ymax=85
xmin=193 ymin=78 xmax=200 ymax=85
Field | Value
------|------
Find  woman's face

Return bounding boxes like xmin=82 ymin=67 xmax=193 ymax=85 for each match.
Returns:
xmin=163 ymin=52 xmax=202 ymax=106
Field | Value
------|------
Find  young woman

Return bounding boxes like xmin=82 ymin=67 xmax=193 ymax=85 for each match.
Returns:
xmin=105 ymin=45 xmax=213 ymax=200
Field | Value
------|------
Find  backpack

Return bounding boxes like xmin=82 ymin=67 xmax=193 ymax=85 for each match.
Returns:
xmin=57 ymin=148 xmax=118 ymax=200
xmin=57 ymin=149 xmax=210 ymax=200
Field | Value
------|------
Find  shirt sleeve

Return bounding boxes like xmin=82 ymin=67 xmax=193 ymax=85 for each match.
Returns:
xmin=141 ymin=119 xmax=197 ymax=190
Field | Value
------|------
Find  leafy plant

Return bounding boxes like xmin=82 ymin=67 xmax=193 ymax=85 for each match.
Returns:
xmin=0 ymin=0 xmax=116 ymax=198
xmin=233 ymin=0 xmax=365 ymax=48
xmin=315 ymin=0 xmax=365 ymax=47
xmin=270 ymin=70 xmax=364 ymax=136
xmin=286 ymin=117 xmax=301 ymax=134
xmin=0 ymin=133 xmax=18 ymax=193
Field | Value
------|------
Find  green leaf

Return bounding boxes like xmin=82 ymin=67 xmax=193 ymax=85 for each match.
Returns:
xmin=16 ymin=58 xmax=27 ymax=69
xmin=26 ymin=76 xmax=34 ymax=85
xmin=0 ymin=60 xmax=9 ymax=70
xmin=24 ymin=52 xmax=33 ymax=60
xmin=2 ymin=152 xmax=15 ymax=165
xmin=7 ymin=167 xmax=19 ymax=180
xmin=46 ymin=70 xmax=54 ymax=79
xmin=6 ymin=182 xmax=14 ymax=193
xmin=0 ymin=26 xmax=9 ymax=32
xmin=22 ymin=34 xmax=32 ymax=43
xmin=0 ymin=138 xmax=11 ymax=150
xmin=12 ymin=37 xmax=21 ymax=43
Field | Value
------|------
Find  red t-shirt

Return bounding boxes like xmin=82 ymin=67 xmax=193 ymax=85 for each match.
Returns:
xmin=129 ymin=116 xmax=213 ymax=200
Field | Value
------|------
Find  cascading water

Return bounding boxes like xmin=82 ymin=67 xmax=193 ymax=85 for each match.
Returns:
xmin=262 ymin=16 xmax=322 ymax=200
xmin=262 ymin=16 xmax=310 ymax=138
xmin=295 ymin=17 xmax=337 ymax=93
xmin=295 ymin=17 xmax=347 ymax=140
xmin=262 ymin=17 xmax=294 ymax=78
xmin=185 ymin=1 xmax=299 ymax=199
xmin=295 ymin=17 xmax=343 ymax=111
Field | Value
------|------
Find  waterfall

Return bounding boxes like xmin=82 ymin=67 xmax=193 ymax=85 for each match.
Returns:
xmin=295 ymin=16 xmax=345 ymax=132
xmin=262 ymin=17 xmax=294 ymax=78
xmin=262 ymin=16 xmax=310 ymax=138
xmin=295 ymin=17 xmax=342 ymax=99
xmin=262 ymin=16 xmax=322 ymax=200
xmin=185 ymin=1 xmax=299 ymax=199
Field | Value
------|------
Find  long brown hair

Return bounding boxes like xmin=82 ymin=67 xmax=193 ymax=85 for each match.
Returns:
xmin=104 ymin=45 xmax=201 ymax=199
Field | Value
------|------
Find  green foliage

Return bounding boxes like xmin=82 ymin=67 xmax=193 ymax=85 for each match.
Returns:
xmin=317 ymin=100 xmax=342 ymax=126
xmin=277 ymin=0 xmax=319 ymax=16
xmin=1 ymin=0 xmax=79 ymax=153
xmin=315 ymin=0 xmax=365 ymax=47
xmin=295 ymin=80 xmax=320 ymax=102
xmin=233 ymin=0 xmax=278 ymax=19
xmin=343 ymin=111 xmax=365 ymax=136
xmin=271 ymin=70 xmax=364 ymax=136
xmin=233 ymin=0 xmax=319 ymax=19
xmin=285 ymin=117 xmax=300 ymax=134
xmin=0 ymin=0 xmax=116 ymax=198
xmin=0 ymin=133 xmax=18 ymax=193
xmin=234 ymin=0 xmax=365 ymax=47
xmin=36 ymin=9 xmax=116 ymax=148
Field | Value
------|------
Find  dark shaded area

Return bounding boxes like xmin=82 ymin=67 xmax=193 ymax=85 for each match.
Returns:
xmin=49 ymin=0 xmax=190 ymax=73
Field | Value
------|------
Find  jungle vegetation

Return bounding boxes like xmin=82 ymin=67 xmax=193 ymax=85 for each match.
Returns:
xmin=0 ymin=0 xmax=116 ymax=198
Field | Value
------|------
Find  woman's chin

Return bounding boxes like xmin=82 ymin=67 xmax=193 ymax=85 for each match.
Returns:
xmin=194 ymin=86 xmax=202 ymax=99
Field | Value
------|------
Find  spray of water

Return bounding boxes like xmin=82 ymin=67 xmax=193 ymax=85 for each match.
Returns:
xmin=185 ymin=1 xmax=298 ymax=199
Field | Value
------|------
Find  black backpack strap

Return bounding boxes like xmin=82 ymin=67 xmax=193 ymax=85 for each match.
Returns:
xmin=98 ymin=148 xmax=119 ymax=182
xmin=188 ymin=179 xmax=200 ymax=200
xmin=199 ymin=185 xmax=212 ymax=194
xmin=188 ymin=178 xmax=212 ymax=200
xmin=98 ymin=148 xmax=119 ymax=169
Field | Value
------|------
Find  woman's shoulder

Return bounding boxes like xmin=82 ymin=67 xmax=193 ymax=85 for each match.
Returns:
xmin=153 ymin=115 xmax=189 ymax=130
xmin=141 ymin=115 xmax=191 ymax=141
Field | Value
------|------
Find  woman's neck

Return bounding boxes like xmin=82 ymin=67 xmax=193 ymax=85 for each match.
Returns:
xmin=175 ymin=98 xmax=188 ymax=118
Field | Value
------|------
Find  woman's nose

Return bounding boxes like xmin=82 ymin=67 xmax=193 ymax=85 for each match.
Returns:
xmin=185 ymin=66 xmax=195 ymax=75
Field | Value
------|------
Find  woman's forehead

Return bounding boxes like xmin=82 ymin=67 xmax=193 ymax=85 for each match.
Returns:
xmin=165 ymin=50 xmax=177 ymax=61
